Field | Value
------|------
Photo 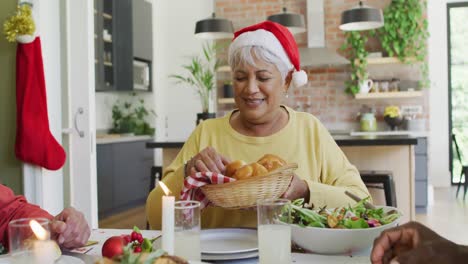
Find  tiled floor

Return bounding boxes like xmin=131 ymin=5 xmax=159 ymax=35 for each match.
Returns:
xmin=99 ymin=187 xmax=468 ymax=246
xmin=416 ymin=186 xmax=468 ymax=245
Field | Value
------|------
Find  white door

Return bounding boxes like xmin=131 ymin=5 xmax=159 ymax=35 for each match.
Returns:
xmin=61 ymin=0 xmax=98 ymax=229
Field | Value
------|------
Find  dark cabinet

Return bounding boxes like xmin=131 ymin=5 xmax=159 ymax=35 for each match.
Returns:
xmin=415 ymin=138 xmax=428 ymax=212
xmin=133 ymin=0 xmax=153 ymax=61
xmin=96 ymin=140 xmax=154 ymax=218
xmin=94 ymin=0 xmax=138 ymax=92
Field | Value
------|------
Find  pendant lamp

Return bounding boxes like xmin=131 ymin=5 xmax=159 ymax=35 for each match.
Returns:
xmin=339 ymin=1 xmax=384 ymax=31
xmin=267 ymin=7 xmax=306 ymax=35
xmin=194 ymin=13 xmax=234 ymax=39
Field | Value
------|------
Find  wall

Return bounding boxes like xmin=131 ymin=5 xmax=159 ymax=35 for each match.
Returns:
xmin=215 ymin=0 xmax=428 ymax=132
xmin=0 ymin=0 xmax=22 ymax=193
xmin=153 ymin=0 xmax=214 ymax=141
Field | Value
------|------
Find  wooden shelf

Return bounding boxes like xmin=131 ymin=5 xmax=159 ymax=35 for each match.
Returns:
xmin=366 ymin=57 xmax=418 ymax=65
xmin=218 ymin=98 xmax=235 ymax=104
xmin=103 ymin=62 xmax=113 ymax=67
xmin=217 ymin=65 xmax=231 ymax=72
xmin=354 ymin=91 xmax=423 ymax=99
xmin=103 ymin=13 xmax=113 ymax=19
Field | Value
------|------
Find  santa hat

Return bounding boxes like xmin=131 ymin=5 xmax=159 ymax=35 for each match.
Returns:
xmin=229 ymin=21 xmax=308 ymax=88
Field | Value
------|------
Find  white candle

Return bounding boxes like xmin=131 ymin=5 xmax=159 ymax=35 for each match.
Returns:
xmin=29 ymin=220 xmax=58 ymax=264
xmin=159 ymin=182 xmax=175 ymax=255
xmin=33 ymin=240 xmax=57 ymax=264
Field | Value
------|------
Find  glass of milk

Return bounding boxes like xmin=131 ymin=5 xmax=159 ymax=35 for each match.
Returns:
xmin=257 ymin=198 xmax=291 ymax=264
xmin=174 ymin=200 xmax=201 ymax=261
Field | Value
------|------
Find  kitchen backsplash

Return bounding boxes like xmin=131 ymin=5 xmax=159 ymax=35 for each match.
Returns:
xmin=95 ymin=92 xmax=156 ymax=131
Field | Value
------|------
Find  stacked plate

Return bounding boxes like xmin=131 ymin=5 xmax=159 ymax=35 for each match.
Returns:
xmin=200 ymin=228 xmax=259 ymax=261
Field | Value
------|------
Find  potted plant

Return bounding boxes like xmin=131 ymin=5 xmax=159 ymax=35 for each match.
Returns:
xmin=170 ymin=42 xmax=221 ymax=124
xmin=110 ymin=94 xmax=156 ymax=136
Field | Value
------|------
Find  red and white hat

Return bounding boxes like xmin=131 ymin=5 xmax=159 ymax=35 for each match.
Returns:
xmin=229 ymin=21 xmax=308 ymax=88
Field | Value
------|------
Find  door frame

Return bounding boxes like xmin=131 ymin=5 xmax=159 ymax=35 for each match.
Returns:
xmin=447 ymin=2 xmax=468 ymax=184
xmin=62 ymin=0 xmax=98 ymax=228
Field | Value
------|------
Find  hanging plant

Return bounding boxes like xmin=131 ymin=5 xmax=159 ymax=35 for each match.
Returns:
xmin=341 ymin=31 xmax=369 ymax=95
xmin=373 ymin=0 xmax=429 ymax=87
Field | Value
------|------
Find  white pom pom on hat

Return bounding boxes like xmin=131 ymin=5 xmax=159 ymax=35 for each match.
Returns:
xmin=230 ymin=21 xmax=308 ymax=88
xmin=292 ymin=70 xmax=308 ymax=88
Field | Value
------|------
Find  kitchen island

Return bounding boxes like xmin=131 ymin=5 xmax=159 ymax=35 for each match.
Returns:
xmin=147 ymin=135 xmax=426 ymax=224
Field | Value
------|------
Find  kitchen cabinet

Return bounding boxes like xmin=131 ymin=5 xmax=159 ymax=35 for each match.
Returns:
xmin=94 ymin=0 xmax=152 ymax=92
xmin=415 ymin=138 xmax=428 ymax=212
xmin=132 ymin=0 xmax=153 ymax=61
xmin=97 ymin=139 xmax=154 ymax=218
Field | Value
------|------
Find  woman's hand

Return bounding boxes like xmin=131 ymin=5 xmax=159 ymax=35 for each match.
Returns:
xmin=185 ymin=147 xmax=231 ymax=176
xmin=50 ymin=207 xmax=90 ymax=249
xmin=281 ymin=174 xmax=309 ymax=201
xmin=371 ymin=221 xmax=468 ymax=264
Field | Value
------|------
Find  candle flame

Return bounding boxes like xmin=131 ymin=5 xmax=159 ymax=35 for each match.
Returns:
xmin=159 ymin=182 xmax=172 ymax=195
xmin=29 ymin=220 xmax=49 ymax=240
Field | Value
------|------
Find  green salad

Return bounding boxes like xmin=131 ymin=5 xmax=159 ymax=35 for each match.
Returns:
xmin=289 ymin=198 xmax=400 ymax=229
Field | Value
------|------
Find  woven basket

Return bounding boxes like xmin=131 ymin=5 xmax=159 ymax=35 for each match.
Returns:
xmin=201 ymin=163 xmax=298 ymax=209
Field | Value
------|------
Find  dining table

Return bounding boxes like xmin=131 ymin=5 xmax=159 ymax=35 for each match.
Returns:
xmin=68 ymin=228 xmax=373 ymax=264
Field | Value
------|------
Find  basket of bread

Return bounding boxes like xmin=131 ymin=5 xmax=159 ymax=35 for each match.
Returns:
xmin=200 ymin=154 xmax=298 ymax=209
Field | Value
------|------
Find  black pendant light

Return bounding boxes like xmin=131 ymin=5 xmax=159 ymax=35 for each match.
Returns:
xmin=194 ymin=13 xmax=234 ymax=39
xmin=339 ymin=1 xmax=384 ymax=31
xmin=267 ymin=7 xmax=306 ymax=35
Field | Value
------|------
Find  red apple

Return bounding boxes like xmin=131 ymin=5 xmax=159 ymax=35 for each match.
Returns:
xmin=102 ymin=236 xmax=125 ymax=259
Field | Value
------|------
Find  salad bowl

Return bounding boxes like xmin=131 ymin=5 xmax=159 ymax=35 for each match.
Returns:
xmin=289 ymin=199 xmax=401 ymax=255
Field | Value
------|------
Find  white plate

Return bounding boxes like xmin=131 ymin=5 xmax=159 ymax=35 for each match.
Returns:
xmin=201 ymin=228 xmax=258 ymax=254
xmin=201 ymin=250 xmax=259 ymax=261
xmin=0 ymin=255 xmax=84 ymax=264
xmin=57 ymin=255 xmax=85 ymax=264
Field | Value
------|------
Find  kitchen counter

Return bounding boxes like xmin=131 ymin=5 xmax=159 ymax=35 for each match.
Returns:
xmin=333 ymin=135 xmax=419 ymax=146
xmin=97 ymin=135 xmax=153 ymax=144
xmin=146 ymin=134 xmax=421 ymax=149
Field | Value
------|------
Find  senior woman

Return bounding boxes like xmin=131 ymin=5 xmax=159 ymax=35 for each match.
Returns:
xmin=146 ymin=21 xmax=370 ymax=229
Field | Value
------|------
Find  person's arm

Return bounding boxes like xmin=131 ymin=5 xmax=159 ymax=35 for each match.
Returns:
xmin=307 ymin=124 xmax=371 ymax=208
xmin=146 ymin=125 xmax=203 ymax=230
xmin=0 ymin=184 xmax=53 ymax=247
xmin=371 ymin=221 xmax=468 ymax=264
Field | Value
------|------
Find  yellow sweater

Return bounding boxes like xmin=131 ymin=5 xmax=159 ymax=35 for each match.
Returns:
xmin=146 ymin=106 xmax=370 ymax=229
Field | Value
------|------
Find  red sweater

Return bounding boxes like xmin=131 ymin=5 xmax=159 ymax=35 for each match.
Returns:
xmin=0 ymin=184 xmax=52 ymax=248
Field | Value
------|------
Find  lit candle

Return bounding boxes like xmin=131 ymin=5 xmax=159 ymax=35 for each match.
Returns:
xmin=29 ymin=220 xmax=59 ymax=264
xmin=159 ymin=182 xmax=175 ymax=255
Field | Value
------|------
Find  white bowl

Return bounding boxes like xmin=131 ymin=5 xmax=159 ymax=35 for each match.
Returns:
xmin=290 ymin=206 xmax=401 ymax=255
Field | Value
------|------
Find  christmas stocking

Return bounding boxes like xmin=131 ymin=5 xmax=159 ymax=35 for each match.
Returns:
xmin=15 ymin=37 xmax=66 ymax=170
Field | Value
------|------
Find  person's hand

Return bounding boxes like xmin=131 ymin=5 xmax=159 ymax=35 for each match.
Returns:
xmin=185 ymin=147 xmax=231 ymax=176
xmin=281 ymin=174 xmax=309 ymax=201
xmin=50 ymin=207 xmax=90 ymax=249
xmin=371 ymin=221 xmax=467 ymax=264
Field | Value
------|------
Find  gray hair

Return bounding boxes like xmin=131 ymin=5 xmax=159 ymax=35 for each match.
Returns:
xmin=228 ymin=46 xmax=293 ymax=84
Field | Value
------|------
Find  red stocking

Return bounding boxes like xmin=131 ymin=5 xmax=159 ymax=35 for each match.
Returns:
xmin=15 ymin=37 xmax=66 ymax=170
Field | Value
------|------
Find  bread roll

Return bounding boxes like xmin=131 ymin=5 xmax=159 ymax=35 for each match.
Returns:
xmin=233 ymin=162 xmax=268 ymax=180
xmin=257 ymin=154 xmax=286 ymax=172
xmin=225 ymin=160 xmax=247 ymax=177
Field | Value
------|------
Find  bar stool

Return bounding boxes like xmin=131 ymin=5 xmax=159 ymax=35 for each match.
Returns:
xmin=359 ymin=170 xmax=397 ymax=207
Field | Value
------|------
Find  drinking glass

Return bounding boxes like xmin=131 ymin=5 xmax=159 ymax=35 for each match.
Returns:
xmin=8 ymin=218 xmax=53 ymax=264
xmin=257 ymin=198 xmax=291 ymax=264
xmin=174 ymin=201 xmax=201 ymax=261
